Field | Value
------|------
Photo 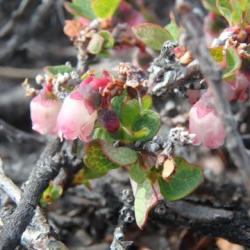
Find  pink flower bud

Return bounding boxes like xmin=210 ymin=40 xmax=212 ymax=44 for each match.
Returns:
xmin=30 ymin=93 xmax=62 ymax=135
xmin=80 ymin=72 xmax=111 ymax=91
xmin=224 ymin=72 xmax=250 ymax=102
xmin=57 ymin=89 xmax=97 ymax=141
xmin=186 ymin=89 xmax=201 ymax=104
xmin=98 ymin=109 xmax=120 ymax=133
xmin=189 ymin=93 xmax=225 ymax=149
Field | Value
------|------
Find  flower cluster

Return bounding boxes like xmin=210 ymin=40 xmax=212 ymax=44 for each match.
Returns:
xmin=30 ymin=73 xmax=111 ymax=142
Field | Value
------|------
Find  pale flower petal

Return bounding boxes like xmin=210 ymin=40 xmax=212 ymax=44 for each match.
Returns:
xmin=57 ymin=90 xmax=96 ymax=141
xmin=189 ymin=93 xmax=225 ymax=149
xmin=30 ymin=94 xmax=61 ymax=135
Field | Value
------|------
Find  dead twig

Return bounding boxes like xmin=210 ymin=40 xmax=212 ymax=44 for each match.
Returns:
xmin=0 ymin=161 xmax=67 ymax=249
xmin=0 ymin=0 xmax=35 ymax=38
xmin=0 ymin=66 xmax=41 ymax=79
xmin=0 ymin=138 xmax=63 ymax=250
xmin=0 ymin=118 xmax=45 ymax=145
xmin=153 ymin=198 xmax=250 ymax=246
xmin=0 ymin=0 xmax=54 ymax=63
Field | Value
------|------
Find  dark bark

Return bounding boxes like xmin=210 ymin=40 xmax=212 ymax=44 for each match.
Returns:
xmin=153 ymin=200 xmax=250 ymax=246
xmin=0 ymin=138 xmax=63 ymax=250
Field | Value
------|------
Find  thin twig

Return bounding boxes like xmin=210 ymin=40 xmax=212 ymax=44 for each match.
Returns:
xmin=0 ymin=161 xmax=67 ymax=249
xmin=0 ymin=0 xmax=54 ymax=62
xmin=0 ymin=118 xmax=45 ymax=145
xmin=0 ymin=138 xmax=63 ymax=250
xmin=0 ymin=169 xmax=21 ymax=205
xmin=0 ymin=66 xmax=41 ymax=79
xmin=175 ymin=0 xmax=250 ymax=196
xmin=153 ymin=199 xmax=250 ymax=246
xmin=0 ymin=0 xmax=35 ymax=38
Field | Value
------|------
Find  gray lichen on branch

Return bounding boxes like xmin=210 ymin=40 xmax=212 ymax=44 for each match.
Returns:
xmin=148 ymin=40 xmax=201 ymax=96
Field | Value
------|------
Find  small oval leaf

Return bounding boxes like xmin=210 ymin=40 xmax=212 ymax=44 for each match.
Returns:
xmin=87 ymin=33 xmax=105 ymax=55
xmin=165 ymin=20 xmax=180 ymax=41
xmin=134 ymin=179 xmax=159 ymax=228
xmin=158 ymin=157 xmax=203 ymax=201
xmin=132 ymin=110 xmax=160 ymax=142
xmin=101 ymin=141 xmax=138 ymax=166
xmin=216 ymin=0 xmax=233 ymax=24
xmin=91 ymin=0 xmax=120 ymax=19
xmin=46 ymin=65 xmax=73 ymax=75
xmin=132 ymin=23 xmax=173 ymax=51
xmin=223 ymin=47 xmax=241 ymax=79
xmin=129 ymin=162 xmax=147 ymax=184
xmin=120 ymin=99 xmax=141 ymax=128
xmin=66 ymin=0 xmax=96 ymax=19
xmin=84 ymin=140 xmax=119 ymax=179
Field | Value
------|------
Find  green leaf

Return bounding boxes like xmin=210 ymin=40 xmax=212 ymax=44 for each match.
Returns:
xmin=238 ymin=0 xmax=249 ymax=11
xmin=99 ymin=30 xmax=115 ymax=48
xmin=158 ymin=156 xmax=203 ymax=201
xmin=111 ymin=92 xmax=159 ymax=143
xmin=216 ymin=0 xmax=233 ymax=24
xmin=40 ymin=183 xmax=63 ymax=206
xmin=231 ymin=0 xmax=242 ymax=25
xmin=101 ymin=141 xmax=138 ymax=166
xmin=133 ymin=127 xmax=150 ymax=140
xmin=91 ymin=0 xmax=120 ymax=18
xmin=87 ymin=33 xmax=104 ymax=55
xmin=84 ymin=140 xmax=119 ymax=179
xmin=165 ymin=20 xmax=180 ymax=41
xmin=202 ymin=0 xmax=219 ymax=13
xmin=132 ymin=110 xmax=160 ymax=142
xmin=134 ymin=179 xmax=159 ymax=228
xmin=84 ymin=140 xmax=137 ymax=180
xmin=111 ymin=126 xmax=134 ymax=143
xmin=141 ymin=95 xmax=152 ymax=112
xmin=120 ymin=99 xmax=141 ymax=128
xmin=209 ymin=47 xmax=224 ymax=63
xmin=92 ymin=127 xmax=114 ymax=142
xmin=223 ymin=48 xmax=241 ymax=79
xmin=50 ymin=185 xmax=63 ymax=200
xmin=46 ymin=65 xmax=73 ymax=75
xmin=67 ymin=0 xmax=95 ymax=19
xmin=132 ymin=23 xmax=173 ymax=51
xmin=111 ymin=92 xmax=126 ymax=116
xmin=129 ymin=162 xmax=147 ymax=184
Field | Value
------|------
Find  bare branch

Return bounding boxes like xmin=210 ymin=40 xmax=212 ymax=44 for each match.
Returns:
xmin=0 ymin=118 xmax=45 ymax=145
xmin=0 ymin=167 xmax=21 ymax=204
xmin=0 ymin=138 xmax=63 ymax=250
xmin=0 ymin=0 xmax=54 ymax=62
xmin=0 ymin=160 xmax=67 ymax=249
xmin=0 ymin=66 xmax=41 ymax=79
xmin=153 ymin=198 xmax=250 ymax=246
xmin=0 ymin=0 xmax=35 ymax=38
